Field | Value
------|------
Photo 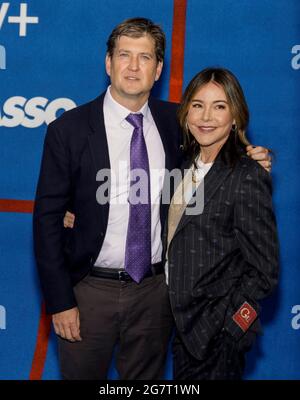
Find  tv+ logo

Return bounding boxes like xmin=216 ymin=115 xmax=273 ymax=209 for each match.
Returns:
xmin=0 ymin=3 xmax=39 ymax=37
xmin=0 ymin=3 xmax=39 ymax=71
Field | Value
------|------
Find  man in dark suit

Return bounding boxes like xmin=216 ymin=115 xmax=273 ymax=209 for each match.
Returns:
xmin=33 ymin=18 xmax=271 ymax=380
xmin=33 ymin=17 xmax=182 ymax=380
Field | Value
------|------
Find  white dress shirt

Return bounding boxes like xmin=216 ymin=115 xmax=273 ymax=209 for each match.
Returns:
xmin=94 ymin=87 xmax=165 ymax=269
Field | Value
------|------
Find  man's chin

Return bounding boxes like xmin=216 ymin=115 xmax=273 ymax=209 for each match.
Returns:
xmin=121 ymin=88 xmax=149 ymax=99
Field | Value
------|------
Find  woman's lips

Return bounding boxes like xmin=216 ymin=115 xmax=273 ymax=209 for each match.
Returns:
xmin=197 ymin=126 xmax=216 ymax=132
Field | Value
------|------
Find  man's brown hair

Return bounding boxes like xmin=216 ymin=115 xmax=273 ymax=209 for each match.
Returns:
xmin=106 ymin=17 xmax=166 ymax=62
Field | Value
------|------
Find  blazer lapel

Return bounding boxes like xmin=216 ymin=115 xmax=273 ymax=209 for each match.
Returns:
xmin=87 ymin=93 xmax=111 ymax=227
xmin=88 ymin=93 xmax=110 ymax=174
xmin=171 ymin=154 xmax=232 ymax=239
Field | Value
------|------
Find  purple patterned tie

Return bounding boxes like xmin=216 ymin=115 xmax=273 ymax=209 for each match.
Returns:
xmin=124 ymin=113 xmax=151 ymax=283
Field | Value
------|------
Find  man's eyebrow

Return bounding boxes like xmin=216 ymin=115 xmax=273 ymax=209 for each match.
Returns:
xmin=140 ymin=52 xmax=153 ymax=56
xmin=117 ymin=49 xmax=154 ymax=56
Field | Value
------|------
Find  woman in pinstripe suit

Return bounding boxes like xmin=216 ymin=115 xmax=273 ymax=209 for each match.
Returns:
xmin=62 ymin=65 xmax=275 ymax=379
xmin=165 ymin=68 xmax=279 ymax=380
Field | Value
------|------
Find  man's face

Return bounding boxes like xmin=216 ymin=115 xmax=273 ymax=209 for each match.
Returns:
xmin=105 ymin=34 xmax=163 ymax=108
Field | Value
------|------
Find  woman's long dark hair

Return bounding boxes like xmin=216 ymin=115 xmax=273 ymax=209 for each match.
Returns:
xmin=178 ymin=67 xmax=250 ymax=167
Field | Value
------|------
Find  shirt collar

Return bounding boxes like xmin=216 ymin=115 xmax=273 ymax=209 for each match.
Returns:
xmin=104 ymin=86 xmax=150 ymax=126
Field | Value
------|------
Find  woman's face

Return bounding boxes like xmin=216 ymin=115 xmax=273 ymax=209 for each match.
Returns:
xmin=186 ymin=81 xmax=235 ymax=149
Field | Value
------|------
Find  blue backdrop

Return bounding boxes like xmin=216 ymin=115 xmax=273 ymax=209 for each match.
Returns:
xmin=0 ymin=0 xmax=299 ymax=380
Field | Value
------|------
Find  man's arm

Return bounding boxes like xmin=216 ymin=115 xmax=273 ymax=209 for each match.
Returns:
xmin=33 ymin=123 xmax=81 ymax=341
xmin=62 ymin=145 xmax=272 ymax=228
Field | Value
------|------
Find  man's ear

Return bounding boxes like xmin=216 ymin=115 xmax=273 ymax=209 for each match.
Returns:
xmin=105 ymin=54 xmax=111 ymax=77
xmin=155 ymin=61 xmax=163 ymax=81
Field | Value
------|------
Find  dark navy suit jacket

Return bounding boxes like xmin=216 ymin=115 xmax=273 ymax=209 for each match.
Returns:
xmin=33 ymin=93 xmax=182 ymax=314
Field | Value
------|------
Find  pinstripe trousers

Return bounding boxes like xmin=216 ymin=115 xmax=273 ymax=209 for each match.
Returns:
xmin=172 ymin=329 xmax=245 ymax=380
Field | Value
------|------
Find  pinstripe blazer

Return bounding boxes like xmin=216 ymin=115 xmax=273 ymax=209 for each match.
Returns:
xmin=164 ymin=152 xmax=279 ymax=360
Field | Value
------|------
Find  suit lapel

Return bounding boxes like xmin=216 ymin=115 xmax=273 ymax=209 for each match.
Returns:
xmin=87 ymin=93 xmax=110 ymax=227
xmin=88 ymin=94 xmax=110 ymax=174
xmin=172 ymin=154 xmax=232 ymax=239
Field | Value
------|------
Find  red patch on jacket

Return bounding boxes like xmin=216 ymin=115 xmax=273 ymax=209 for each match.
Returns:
xmin=233 ymin=302 xmax=257 ymax=332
